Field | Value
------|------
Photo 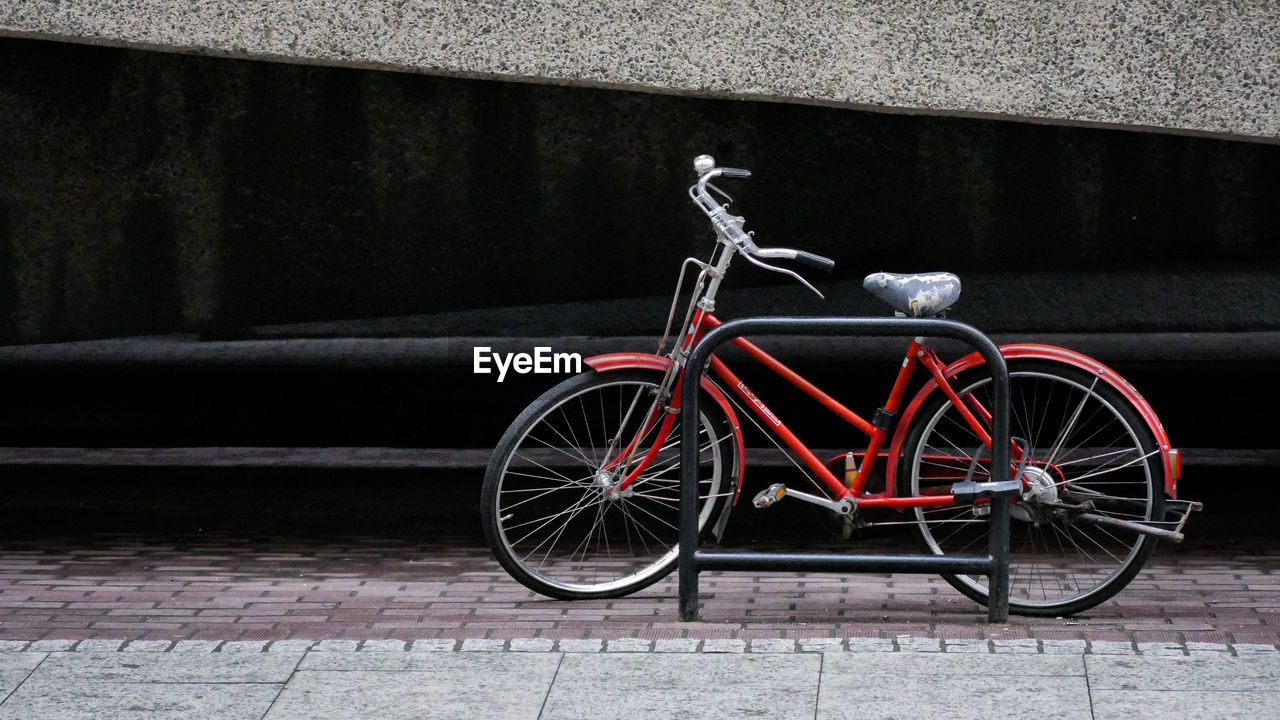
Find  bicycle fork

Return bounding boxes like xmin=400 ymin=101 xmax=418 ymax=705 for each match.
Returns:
xmin=597 ymin=371 xmax=683 ymax=496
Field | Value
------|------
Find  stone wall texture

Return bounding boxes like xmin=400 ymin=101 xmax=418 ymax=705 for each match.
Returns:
xmin=1 ymin=0 xmax=1277 ymax=141
xmin=2 ymin=37 xmax=1278 ymax=345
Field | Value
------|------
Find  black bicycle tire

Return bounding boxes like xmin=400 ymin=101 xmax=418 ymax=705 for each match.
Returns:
xmin=481 ymin=368 xmax=738 ymax=600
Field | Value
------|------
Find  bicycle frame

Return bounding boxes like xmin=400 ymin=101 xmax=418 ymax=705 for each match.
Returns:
xmin=702 ymin=314 xmax=955 ymax=508
xmin=595 ymin=309 xmax=983 ymax=512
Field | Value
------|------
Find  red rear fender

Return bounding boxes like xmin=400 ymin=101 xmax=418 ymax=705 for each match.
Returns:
xmin=885 ymin=344 xmax=1179 ymax=498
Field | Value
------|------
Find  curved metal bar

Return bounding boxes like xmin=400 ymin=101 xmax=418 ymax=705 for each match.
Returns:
xmin=679 ymin=316 xmax=1015 ymax=623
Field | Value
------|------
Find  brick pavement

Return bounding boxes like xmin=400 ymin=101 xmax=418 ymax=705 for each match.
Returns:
xmin=0 ymin=465 xmax=1273 ymax=651
xmin=0 ymin=527 xmax=1275 ymax=649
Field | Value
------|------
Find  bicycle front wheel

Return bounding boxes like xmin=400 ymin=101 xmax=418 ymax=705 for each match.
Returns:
xmin=482 ymin=369 xmax=737 ymax=600
xmin=902 ymin=359 xmax=1166 ymax=616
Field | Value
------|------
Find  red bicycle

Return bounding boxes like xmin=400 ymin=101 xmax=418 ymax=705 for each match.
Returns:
xmin=481 ymin=155 xmax=1199 ymax=616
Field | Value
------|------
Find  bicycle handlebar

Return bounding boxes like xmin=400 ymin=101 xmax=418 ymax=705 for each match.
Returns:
xmin=690 ymin=155 xmax=835 ymax=294
xmin=794 ymin=251 xmax=836 ymax=273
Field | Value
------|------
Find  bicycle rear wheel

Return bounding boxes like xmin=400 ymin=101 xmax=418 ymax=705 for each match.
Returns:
xmin=482 ymin=369 xmax=737 ymax=600
xmin=901 ymin=359 xmax=1166 ymax=616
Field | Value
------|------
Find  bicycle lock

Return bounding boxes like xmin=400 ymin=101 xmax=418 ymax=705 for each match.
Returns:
xmin=679 ymin=316 xmax=1020 ymax=623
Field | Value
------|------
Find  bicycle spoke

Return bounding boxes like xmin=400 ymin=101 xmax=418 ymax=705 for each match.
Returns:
xmin=537 ymin=410 xmax=596 ymax=468
xmin=1044 ymin=377 xmax=1098 ymax=469
xmin=617 ymin=498 xmax=682 ymax=535
xmin=1060 ymin=449 xmax=1159 ymax=486
xmin=909 ymin=363 xmax=1161 ymax=615
xmin=554 ymin=404 xmax=590 ymax=467
xmin=616 ymin=501 xmax=657 ymax=558
xmin=634 ymin=434 xmax=719 ymax=479
xmin=519 ymin=433 xmax=598 ymax=468
xmin=486 ymin=372 xmax=732 ymax=598
xmin=578 ymin=394 xmax=599 ymax=468
xmin=500 ymin=482 xmax=594 ymax=513
xmin=513 ymin=450 xmax=590 ymax=486
xmin=500 ymin=469 xmax=595 ymax=489
xmin=505 ymin=491 xmax=604 ymax=537
xmin=1051 ymin=445 xmax=1141 ymax=469
xmin=513 ymin=492 xmax=606 ymax=558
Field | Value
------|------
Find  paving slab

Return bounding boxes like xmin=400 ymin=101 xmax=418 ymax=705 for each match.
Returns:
xmin=653 ymin=639 xmax=700 ymax=652
xmin=819 ymin=652 xmax=1091 ymax=720
xmin=298 ymin=651 xmax=552 ymax=672
xmin=1091 ymin=690 xmax=1280 ymax=720
xmin=409 ymin=640 xmax=457 ymax=652
xmin=818 ymin=677 xmax=1091 ymax=720
xmin=1041 ymin=640 xmax=1088 ymax=655
xmin=822 ymin=652 xmax=1085 ymax=678
xmin=941 ymin=639 xmax=990 ymax=653
xmin=541 ymin=653 xmax=819 ymax=720
xmin=0 ymin=654 xmax=44 ymax=700
xmin=266 ymin=653 xmax=561 ymax=720
xmin=1086 ymin=654 xmax=1280 ymax=692
xmin=25 ymin=641 xmax=72 ymax=653
xmin=171 ymin=641 xmax=221 ymax=653
xmin=0 ymin=646 xmax=1273 ymax=720
xmin=28 ymin=651 xmax=302 ymax=683
xmin=0 ymin=680 xmax=282 ymax=720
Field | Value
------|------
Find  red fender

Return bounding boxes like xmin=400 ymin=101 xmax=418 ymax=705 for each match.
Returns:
xmin=885 ymin=344 xmax=1180 ymax=498
xmin=584 ymin=353 xmax=745 ymax=503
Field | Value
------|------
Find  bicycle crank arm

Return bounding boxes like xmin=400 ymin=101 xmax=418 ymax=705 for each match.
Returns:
xmin=752 ymin=483 xmax=855 ymax=516
xmin=1070 ymin=511 xmax=1186 ymax=543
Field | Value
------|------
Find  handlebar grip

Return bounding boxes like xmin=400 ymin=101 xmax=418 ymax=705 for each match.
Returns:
xmin=720 ymin=168 xmax=752 ymax=179
xmin=794 ymin=251 xmax=836 ymax=273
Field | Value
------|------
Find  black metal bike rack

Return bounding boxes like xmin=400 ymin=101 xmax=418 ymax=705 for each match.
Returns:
xmin=679 ymin=317 xmax=1021 ymax=623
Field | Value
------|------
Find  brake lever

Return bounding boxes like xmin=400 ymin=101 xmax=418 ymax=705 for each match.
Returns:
xmin=705 ymin=181 xmax=734 ymax=205
xmin=738 ymin=251 xmax=825 ymax=299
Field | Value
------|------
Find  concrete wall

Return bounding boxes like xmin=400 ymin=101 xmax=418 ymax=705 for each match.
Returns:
xmin=1 ymin=1 xmax=1277 ymax=141
xmin=1 ymin=37 xmax=1278 ymax=345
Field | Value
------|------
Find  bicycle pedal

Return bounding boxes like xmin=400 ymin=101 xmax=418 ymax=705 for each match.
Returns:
xmin=753 ymin=483 xmax=787 ymax=508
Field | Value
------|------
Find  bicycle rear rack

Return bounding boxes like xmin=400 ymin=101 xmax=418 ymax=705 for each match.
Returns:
xmin=679 ymin=316 xmax=1021 ymax=623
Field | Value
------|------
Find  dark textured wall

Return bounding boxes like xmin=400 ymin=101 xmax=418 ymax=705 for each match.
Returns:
xmin=1 ymin=37 xmax=1277 ymax=345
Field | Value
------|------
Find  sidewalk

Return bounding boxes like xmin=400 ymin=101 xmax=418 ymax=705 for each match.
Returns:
xmin=0 ymin=640 xmax=1276 ymax=719
xmin=0 ymin=466 xmax=1273 ymax=717
xmin=0 ymin=519 xmax=1277 ymax=719
xmin=0 ymin=467 xmax=1275 ymax=647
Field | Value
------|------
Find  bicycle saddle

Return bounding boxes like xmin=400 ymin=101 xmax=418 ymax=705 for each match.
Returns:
xmin=862 ymin=271 xmax=962 ymax=317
